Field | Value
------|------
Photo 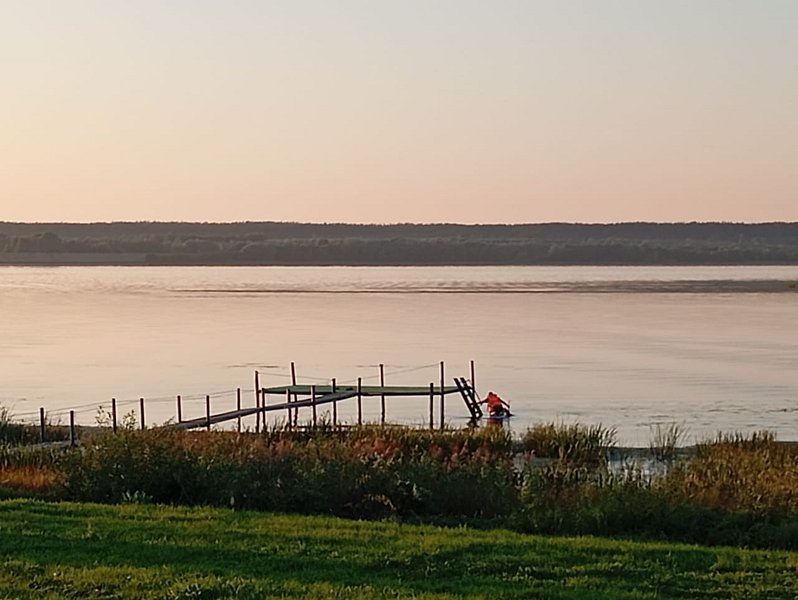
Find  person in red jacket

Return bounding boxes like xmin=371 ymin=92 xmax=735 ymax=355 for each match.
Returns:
xmin=482 ymin=391 xmax=510 ymax=418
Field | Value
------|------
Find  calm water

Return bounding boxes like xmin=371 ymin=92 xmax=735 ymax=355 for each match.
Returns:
xmin=1 ymin=266 xmax=797 ymax=445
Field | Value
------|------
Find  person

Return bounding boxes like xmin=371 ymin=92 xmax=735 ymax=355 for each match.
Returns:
xmin=481 ymin=391 xmax=510 ymax=418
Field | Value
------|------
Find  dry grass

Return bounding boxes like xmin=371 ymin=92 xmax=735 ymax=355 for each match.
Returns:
xmin=672 ymin=431 xmax=798 ymax=514
xmin=0 ymin=466 xmax=61 ymax=493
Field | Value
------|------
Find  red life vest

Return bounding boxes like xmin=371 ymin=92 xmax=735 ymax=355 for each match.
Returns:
xmin=486 ymin=392 xmax=503 ymax=411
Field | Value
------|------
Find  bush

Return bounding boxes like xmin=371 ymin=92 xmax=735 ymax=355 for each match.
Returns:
xmin=58 ymin=426 xmax=519 ymax=519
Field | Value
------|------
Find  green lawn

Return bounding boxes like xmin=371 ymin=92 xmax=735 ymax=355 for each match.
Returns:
xmin=0 ymin=500 xmax=796 ymax=599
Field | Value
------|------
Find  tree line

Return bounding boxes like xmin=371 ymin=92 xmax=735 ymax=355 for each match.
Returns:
xmin=1 ymin=222 xmax=797 ymax=265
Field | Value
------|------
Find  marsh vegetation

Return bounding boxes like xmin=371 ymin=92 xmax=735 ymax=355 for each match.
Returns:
xmin=1 ymin=415 xmax=796 ymax=550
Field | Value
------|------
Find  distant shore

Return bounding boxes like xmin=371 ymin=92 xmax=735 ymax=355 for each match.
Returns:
xmin=2 ymin=253 xmax=798 ymax=270
xmin=2 ymin=221 xmax=798 ymax=266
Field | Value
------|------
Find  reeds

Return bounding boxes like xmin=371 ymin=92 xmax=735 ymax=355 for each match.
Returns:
xmin=669 ymin=431 xmax=798 ymax=514
xmin=649 ymin=422 xmax=687 ymax=462
xmin=0 ymin=418 xmax=796 ymax=549
xmin=58 ymin=425 xmax=519 ymax=519
xmin=521 ymin=421 xmax=617 ymax=466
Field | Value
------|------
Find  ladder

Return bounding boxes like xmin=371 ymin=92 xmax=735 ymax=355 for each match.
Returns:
xmin=454 ymin=377 xmax=483 ymax=420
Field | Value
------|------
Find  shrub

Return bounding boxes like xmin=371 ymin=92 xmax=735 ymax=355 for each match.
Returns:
xmin=58 ymin=426 xmax=519 ymax=519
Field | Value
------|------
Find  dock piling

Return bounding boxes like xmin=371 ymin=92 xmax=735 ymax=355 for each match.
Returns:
xmin=379 ymin=363 xmax=385 ymax=425
xmin=285 ymin=388 xmax=291 ymax=429
xmin=236 ymin=388 xmax=242 ymax=433
xmin=290 ymin=362 xmax=298 ymax=426
xmin=176 ymin=395 xmax=183 ymax=423
xmin=332 ymin=378 xmax=337 ymax=427
xmin=254 ymin=370 xmax=260 ymax=433
xmin=139 ymin=398 xmax=145 ymax=430
xmin=112 ymin=398 xmax=117 ymax=433
xmin=39 ymin=407 xmax=45 ymax=443
xmin=439 ymin=361 xmax=445 ymax=430
xmin=357 ymin=377 xmax=362 ymax=426
xmin=470 ymin=360 xmax=475 ymax=391
xmin=311 ymin=385 xmax=317 ymax=428
xmin=69 ymin=410 xmax=76 ymax=446
xmin=429 ymin=383 xmax=434 ymax=430
xmin=205 ymin=395 xmax=211 ymax=431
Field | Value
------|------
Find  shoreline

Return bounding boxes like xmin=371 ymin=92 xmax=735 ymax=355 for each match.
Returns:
xmin=2 ymin=254 xmax=798 ymax=268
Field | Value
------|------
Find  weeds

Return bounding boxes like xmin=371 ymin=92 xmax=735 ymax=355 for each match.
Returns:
xmin=649 ymin=421 xmax=687 ymax=462
xmin=0 ymin=418 xmax=795 ymax=550
xmin=522 ymin=421 xmax=616 ymax=466
xmin=58 ymin=426 xmax=518 ymax=519
xmin=669 ymin=430 xmax=798 ymax=514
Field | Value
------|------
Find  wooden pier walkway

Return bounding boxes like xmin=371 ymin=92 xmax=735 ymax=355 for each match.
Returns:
xmin=30 ymin=362 xmax=481 ymax=443
xmin=172 ymin=384 xmax=462 ymax=431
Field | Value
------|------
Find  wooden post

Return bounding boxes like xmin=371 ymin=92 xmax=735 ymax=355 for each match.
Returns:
xmin=69 ymin=410 xmax=76 ymax=447
xmin=236 ymin=388 xmax=242 ymax=433
xmin=290 ymin=362 xmax=297 ymax=426
xmin=331 ymin=378 xmax=337 ymax=427
xmin=205 ymin=395 xmax=211 ymax=431
xmin=262 ymin=387 xmax=268 ymax=430
xmin=39 ymin=407 xmax=45 ymax=443
xmin=111 ymin=398 xmax=117 ymax=433
xmin=429 ymin=383 xmax=434 ymax=430
xmin=379 ymin=363 xmax=385 ymax=425
xmin=255 ymin=370 xmax=261 ymax=434
xmin=176 ymin=395 xmax=183 ymax=423
xmin=470 ymin=359 xmax=476 ymax=391
xmin=439 ymin=361 xmax=445 ymax=430
xmin=139 ymin=397 xmax=145 ymax=430
xmin=357 ymin=377 xmax=362 ymax=426
xmin=285 ymin=388 xmax=291 ymax=429
xmin=311 ymin=385 xmax=317 ymax=428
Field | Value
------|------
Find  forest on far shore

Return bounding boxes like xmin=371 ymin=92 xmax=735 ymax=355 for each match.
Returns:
xmin=1 ymin=221 xmax=797 ymax=265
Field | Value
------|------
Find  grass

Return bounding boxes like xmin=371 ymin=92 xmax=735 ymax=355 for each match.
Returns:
xmin=0 ymin=466 xmax=60 ymax=494
xmin=1 ymin=424 xmax=797 ymax=550
xmin=522 ymin=422 xmax=616 ymax=465
xmin=649 ymin=422 xmax=687 ymax=463
xmin=674 ymin=431 xmax=798 ymax=514
xmin=0 ymin=499 xmax=796 ymax=599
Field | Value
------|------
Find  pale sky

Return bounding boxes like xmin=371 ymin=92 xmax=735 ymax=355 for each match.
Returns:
xmin=2 ymin=1 xmax=797 ymax=223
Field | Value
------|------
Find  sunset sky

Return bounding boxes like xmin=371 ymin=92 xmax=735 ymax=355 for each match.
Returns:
xmin=2 ymin=1 xmax=796 ymax=224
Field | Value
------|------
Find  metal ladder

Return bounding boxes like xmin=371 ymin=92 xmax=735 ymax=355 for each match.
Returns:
xmin=454 ymin=377 xmax=483 ymax=420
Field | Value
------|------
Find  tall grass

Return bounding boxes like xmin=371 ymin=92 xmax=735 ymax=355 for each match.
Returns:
xmin=522 ymin=421 xmax=616 ymax=465
xmin=59 ymin=425 xmax=519 ymax=519
xmin=649 ymin=421 xmax=687 ymax=462
xmin=1 ymin=420 xmax=796 ymax=549
xmin=0 ymin=404 xmax=72 ymax=445
xmin=669 ymin=431 xmax=798 ymax=514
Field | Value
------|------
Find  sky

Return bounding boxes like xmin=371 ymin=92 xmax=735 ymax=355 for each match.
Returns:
xmin=2 ymin=1 xmax=797 ymax=224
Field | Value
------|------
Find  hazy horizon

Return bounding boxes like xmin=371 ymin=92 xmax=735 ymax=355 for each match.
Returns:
xmin=3 ymin=219 xmax=798 ymax=227
xmin=3 ymin=1 xmax=797 ymax=224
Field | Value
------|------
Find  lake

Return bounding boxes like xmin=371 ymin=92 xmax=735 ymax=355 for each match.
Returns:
xmin=1 ymin=265 xmax=796 ymax=445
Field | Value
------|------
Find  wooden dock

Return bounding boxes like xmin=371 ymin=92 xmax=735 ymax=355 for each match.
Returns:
xmin=173 ymin=384 xmax=463 ymax=431
xmin=32 ymin=361 xmax=480 ymax=442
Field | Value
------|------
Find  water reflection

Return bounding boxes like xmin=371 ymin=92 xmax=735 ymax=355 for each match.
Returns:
xmin=0 ymin=266 xmax=796 ymax=445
